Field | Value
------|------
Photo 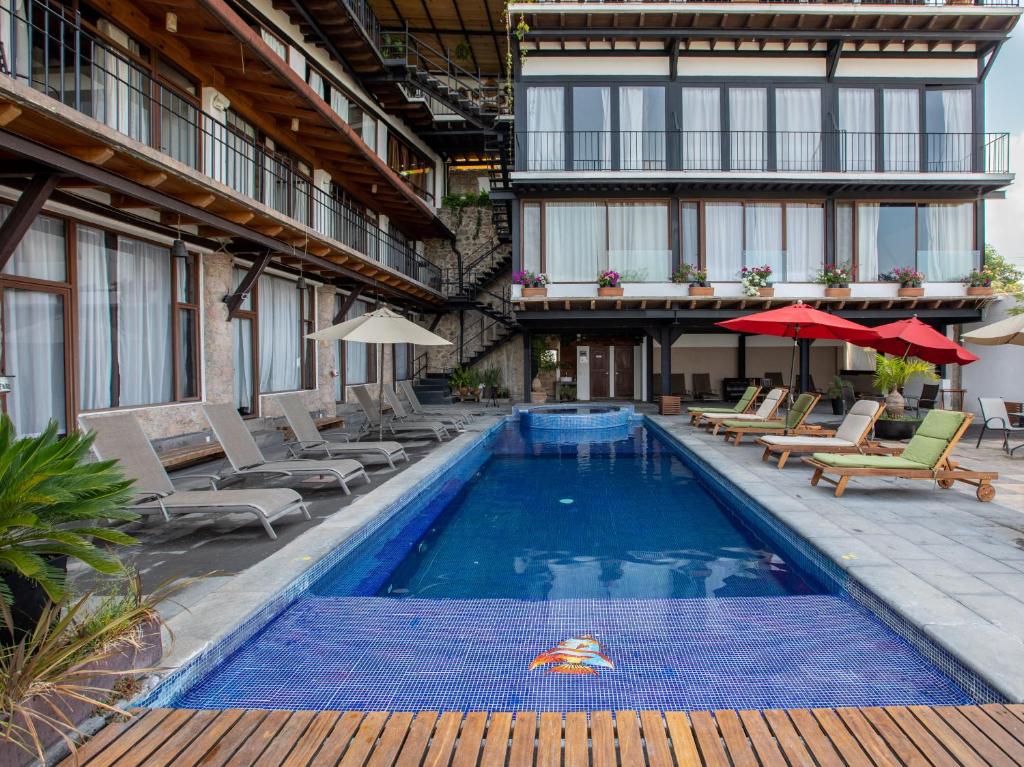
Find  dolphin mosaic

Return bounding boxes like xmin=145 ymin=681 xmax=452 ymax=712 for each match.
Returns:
xmin=529 ymin=635 xmax=614 ymax=676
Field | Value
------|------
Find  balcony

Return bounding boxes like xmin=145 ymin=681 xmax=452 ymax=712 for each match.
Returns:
xmin=513 ymin=130 xmax=1011 ymax=186
xmin=0 ymin=0 xmax=441 ymax=292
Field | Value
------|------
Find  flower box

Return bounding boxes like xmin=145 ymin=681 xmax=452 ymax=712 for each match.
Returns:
xmin=825 ymin=287 xmax=851 ymax=298
xmin=688 ymin=286 xmax=714 ymax=297
xmin=898 ymin=287 xmax=924 ymax=298
xmin=966 ymin=286 xmax=994 ymax=296
xmin=521 ymin=287 xmax=548 ymax=298
xmin=598 ymin=287 xmax=624 ymax=297
xmin=757 ymin=287 xmax=775 ymax=297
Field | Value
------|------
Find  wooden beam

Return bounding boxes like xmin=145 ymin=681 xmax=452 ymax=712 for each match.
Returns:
xmin=0 ymin=173 xmax=59 ymax=271
xmin=0 ymin=103 xmax=23 ymax=127
xmin=180 ymin=193 xmax=216 ymax=208
xmin=224 ymin=251 xmax=273 ymax=318
xmin=128 ymin=170 xmax=168 ymax=188
xmin=222 ymin=211 xmax=256 ymax=225
xmin=65 ymin=146 xmax=115 ymax=165
xmin=333 ymin=284 xmax=364 ymax=323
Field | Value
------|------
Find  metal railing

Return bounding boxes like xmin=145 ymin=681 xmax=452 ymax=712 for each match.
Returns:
xmin=442 ymin=241 xmax=507 ymax=296
xmin=340 ymin=0 xmax=383 ymax=51
xmin=0 ymin=0 xmax=441 ymax=291
xmin=514 ymin=0 xmax=1020 ymax=6
xmin=516 ymin=130 xmax=1011 ymax=174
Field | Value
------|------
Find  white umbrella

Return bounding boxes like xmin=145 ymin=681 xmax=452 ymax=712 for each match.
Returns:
xmin=962 ymin=313 xmax=1024 ymax=347
xmin=307 ymin=307 xmax=451 ymax=440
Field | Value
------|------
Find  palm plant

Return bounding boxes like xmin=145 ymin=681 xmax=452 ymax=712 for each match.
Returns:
xmin=872 ymin=354 xmax=938 ymax=418
xmin=0 ymin=417 xmax=137 ymax=608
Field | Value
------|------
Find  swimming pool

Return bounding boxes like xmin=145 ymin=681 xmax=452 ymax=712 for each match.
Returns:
xmin=167 ymin=420 xmax=981 ymax=711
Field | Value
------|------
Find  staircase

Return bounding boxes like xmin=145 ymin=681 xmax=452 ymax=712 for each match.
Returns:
xmin=486 ymin=123 xmax=514 ymax=243
xmin=411 ymin=372 xmax=453 ymax=405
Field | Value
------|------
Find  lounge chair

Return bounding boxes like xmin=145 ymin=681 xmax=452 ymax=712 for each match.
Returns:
xmin=203 ymin=403 xmax=370 ymax=495
xmin=764 ymin=372 xmax=785 ymax=389
xmin=352 ymin=385 xmax=449 ymax=442
xmin=701 ymin=388 xmax=788 ymax=435
xmin=687 ymin=386 xmax=760 ymax=425
xmin=398 ymin=380 xmax=477 ymax=425
xmin=757 ymin=399 xmax=884 ymax=468
xmin=802 ymin=410 xmax=998 ymax=502
xmin=977 ymin=398 xmax=1024 ymax=455
xmin=79 ymin=413 xmax=310 ymax=540
xmin=691 ymin=373 xmax=718 ymax=401
xmin=719 ymin=392 xmax=821 ymax=446
xmin=384 ymin=384 xmax=465 ymax=432
xmin=272 ymin=393 xmax=409 ymax=468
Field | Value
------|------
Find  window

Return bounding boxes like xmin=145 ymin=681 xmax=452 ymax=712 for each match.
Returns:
xmin=394 ymin=343 xmax=411 ymax=382
xmin=883 ymin=89 xmax=920 ymax=171
xmin=775 ymin=88 xmax=821 ymax=171
xmin=349 ymin=103 xmax=377 ymax=151
xmin=573 ymin=87 xmax=610 ymax=170
xmin=258 ymin=273 xmax=312 ymax=393
xmin=230 ymin=267 xmax=256 ymax=415
xmin=523 ymin=203 xmax=541 ymax=273
xmin=619 ymin=87 xmax=665 ymax=170
xmin=680 ymin=87 xmax=720 ymax=170
xmin=388 ymin=134 xmax=434 ymax=203
xmin=608 ymin=202 xmax=670 ymax=281
xmin=728 ymin=88 xmax=767 ymax=171
xmin=260 ymin=28 xmax=288 ymax=60
xmin=338 ymin=296 xmax=377 ymax=391
xmin=546 ymin=202 xmax=606 ymax=281
xmin=526 ymin=87 xmax=564 ymax=170
xmin=926 ymin=89 xmax=973 ymax=172
xmin=838 ymin=89 xmax=875 ymax=172
xmin=918 ymin=203 xmax=976 ymax=281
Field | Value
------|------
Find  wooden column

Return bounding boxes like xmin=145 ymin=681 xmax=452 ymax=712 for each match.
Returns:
xmin=737 ymin=334 xmax=747 ymax=380
xmin=660 ymin=327 xmax=672 ymax=397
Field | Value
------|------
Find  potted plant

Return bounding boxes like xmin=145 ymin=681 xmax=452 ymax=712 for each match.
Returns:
xmin=597 ymin=269 xmax=623 ymax=297
xmin=673 ymin=263 xmax=713 ymax=297
xmin=740 ymin=265 xmax=774 ymax=297
xmin=963 ymin=267 xmax=995 ymax=297
xmin=0 ymin=418 xmax=138 ymax=636
xmin=514 ymin=270 xmax=549 ymax=298
xmin=480 ymin=366 xmax=502 ymax=400
xmin=816 ymin=265 xmax=854 ymax=298
xmin=872 ymin=353 xmax=938 ymax=438
xmin=882 ymin=266 xmax=926 ymax=298
xmin=825 ymin=375 xmax=852 ymax=416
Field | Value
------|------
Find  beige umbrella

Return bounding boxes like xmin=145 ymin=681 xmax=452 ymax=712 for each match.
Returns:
xmin=962 ymin=313 xmax=1024 ymax=347
xmin=307 ymin=308 xmax=451 ymax=440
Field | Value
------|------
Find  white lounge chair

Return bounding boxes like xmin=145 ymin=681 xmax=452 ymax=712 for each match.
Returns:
xmin=352 ymin=385 xmax=449 ymax=443
xmin=700 ymin=388 xmax=788 ymax=434
xmin=203 ymin=403 xmax=370 ymax=495
xmin=398 ymin=380 xmax=476 ymax=425
xmin=382 ymin=385 xmax=465 ymax=433
xmin=757 ymin=400 xmax=885 ymax=468
xmin=272 ymin=393 xmax=409 ymax=468
xmin=79 ymin=413 xmax=310 ymax=540
xmin=977 ymin=398 xmax=1024 ymax=455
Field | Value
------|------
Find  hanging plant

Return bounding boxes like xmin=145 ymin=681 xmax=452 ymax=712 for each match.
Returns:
xmin=454 ymin=42 xmax=472 ymax=62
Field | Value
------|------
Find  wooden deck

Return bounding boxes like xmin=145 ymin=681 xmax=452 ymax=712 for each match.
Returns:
xmin=60 ymin=705 xmax=1024 ymax=766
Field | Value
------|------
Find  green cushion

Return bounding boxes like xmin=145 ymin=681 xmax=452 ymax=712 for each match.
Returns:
xmin=811 ymin=454 xmax=932 ymax=470
xmin=721 ymin=419 xmax=784 ymax=430
xmin=687 ymin=406 xmax=733 ymax=414
xmin=901 ymin=410 xmax=967 ymax=468
xmin=733 ymin=386 xmax=758 ymax=412
xmin=786 ymin=393 xmax=817 ymax=428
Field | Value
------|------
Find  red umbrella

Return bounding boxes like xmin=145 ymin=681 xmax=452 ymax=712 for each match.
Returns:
xmin=716 ymin=302 xmax=879 ymax=344
xmin=870 ymin=317 xmax=979 ymax=365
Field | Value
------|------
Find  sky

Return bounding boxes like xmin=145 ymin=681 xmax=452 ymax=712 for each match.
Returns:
xmin=984 ymin=28 xmax=1024 ymax=267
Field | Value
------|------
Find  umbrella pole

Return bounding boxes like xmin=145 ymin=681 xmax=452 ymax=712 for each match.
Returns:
xmin=378 ymin=342 xmax=384 ymax=443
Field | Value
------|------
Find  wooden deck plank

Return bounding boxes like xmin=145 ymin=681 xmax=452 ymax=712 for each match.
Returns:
xmin=59 ymin=709 xmax=170 ymax=767
xmin=859 ymin=707 xmax=932 ymax=767
xmin=282 ymin=711 xmax=345 ymax=767
xmin=615 ymin=711 xmax=645 ymax=767
xmin=422 ymin=712 xmax=463 ymax=767
xmin=364 ymin=713 xmax=415 ymax=767
xmin=394 ymin=712 xmax=438 ymax=767
xmin=451 ymin=712 xmax=489 ymax=767
xmin=340 ymin=712 xmax=391 ymax=767
xmin=509 ymin=712 xmax=538 ymax=767
xmin=736 ymin=710 xmax=788 ymax=767
xmin=762 ymin=709 xmax=817 ymax=767
xmin=713 ymin=710 xmax=758 ymax=767
xmin=810 ymin=708 xmax=874 ymax=767
xmin=929 ymin=707 xmax=1017 ymax=767
xmin=253 ymin=710 xmax=318 ymax=767
xmin=959 ymin=705 xmax=1024 ymax=764
xmin=907 ymin=706 xmax=992 ymax=767
xmin=833 ymin=707 xmax=902 ymax=767
xmin=537 ymin=712 xmax=564 ymax=767
xmin=169 ymin=708 xmax=246 ymax=767
xmin=105 ymin=708 xmax=198 ymax=767
xmin=884 ymin=706 xmax=962 ymax=767
xmin=786 ymin=709 xmax=845 ymax=767
xmin=663 ymin=711 xmax=701 ymax=767
xmin=140 ymin=709 xmax=222 ymax=767
xmin=638 ymin=711 xmax=672 ymax=767
xmin=689 ymin=710 xmax=730 ymax=767
xmin=313 ymin=712 xmax=367 ymax=767
xmin=589 ymin=712 xmax=616 ymax=767
xmin=480 ymin=712 xmax=513 ymax=767
xmin=564 ymin=712 xmax=589 ymax=767
xmin=979 ymin=705 xmax=1024 ymax=750
xmin=223 ymin=710 xmax=294 ymax=767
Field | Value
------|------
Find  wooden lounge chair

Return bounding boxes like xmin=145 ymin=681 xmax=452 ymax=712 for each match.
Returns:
xmin=687 ymin=386 xmax=760 ymax=425
xmin=757 ymin=399 xmax=885 ymax=468
xmin=80 ymin=413 xmax=310 ymax=540
xmin=398 ymin=380 xmax=477 ymax=424
xmin=719 ymin=392 xmax=821 ymax=446
xmin=272 ymin=393 xmax=409 ymax=469
xmin=691 ymin=373 xmax=718 ymax=401
xmin=203 ymin=403 xmax=371 ymax=495
xmin=802 ymin=410 xmax=998 ymax=502
xmin=702 ymin=388 xmax=788 ymax=435
xmin=382 ymin=385 xmax=464 ymax=433
xmin=352 ymin=385 xmax=449 ymax=442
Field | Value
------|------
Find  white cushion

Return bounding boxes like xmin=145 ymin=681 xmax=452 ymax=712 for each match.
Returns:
xmin=760 ymin=436 xmax=856 ymax=448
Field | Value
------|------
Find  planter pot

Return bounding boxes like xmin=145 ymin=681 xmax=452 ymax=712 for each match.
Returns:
xmin=757 ymin=287 xmax=775 ymax=298
xmin=966 ymin=286 xmax=993 ymax=296
xmin=521 ymin=287 xmax=548 ymax=298
xmin=875 ymin=418 xmax=921 ymax=441
xmin=597 ymin=287 xmax=624 ymax=297
xmin=830 ymin=398 xmax=845 ymax=416
xmin=825 ymin=287 xmax=851 ymax=298
xmin=530 ymin=391 xmax=548 ymax=404
xmin=688 ymin=285 xmax=714 ymax=297
xmin=2 ymin=555 xmax=67 ymax=641
xmin=898 ymin=287 xmax=924 ymax=298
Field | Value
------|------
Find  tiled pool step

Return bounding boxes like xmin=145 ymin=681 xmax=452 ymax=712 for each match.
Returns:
xmin=62 ymin=705 xmax=1024 ymax=767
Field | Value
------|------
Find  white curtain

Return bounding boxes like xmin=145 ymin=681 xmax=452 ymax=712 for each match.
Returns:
xmin=233 ymin=318 xmax=253 ymax=410
xmin=394 ymin=344 xmax=409 ymax=381
xmin=705 ymin=203 xmax=743 ymax=280
xmin=0 ymin=206 xmax=65 ymax=281
xmin=330 ymin=88 xmax=349 ymax=121
xmin=744 ymin=203 xmax=784 ymax=277
xmin=308 ymin=69 xmax=325 ymax=100
xmin=619 ymin=87 xmax=664 ymax=170
xmin=221 ymin=113 xmax=257 ymax=198
xmin=608 ymin=203 xmax=669 ymax=280
xmin=344 ymin=298 xmax=369 ymax=385
xmin=927 ymin=89 xmax=972 ymax=171
xmin=884 ymin=89 xmax=920 ymax=171
xmin=92 ymin=23 xmax=150 ymax=145
xmin=527 ymin=87 xmax=564 ymax=170
xmin=776 ymin=88 xmax=821 ymax=171
xmin=681 ymin=202 xmax=699 ymax=266
xmin=260 ymin=29 xmax=288 ymax=59
xmin=545 ymin=202 xmax=606 ymax=281
xmin=856 ymin=203 xmax=882 ymax=280
xmin=77 ymin=226 xmax=113 ymax=410
xmin=1 ymin=0 xmax=29 ymax=80
xmin=258 ymin=274 xmax=301 ymax=392
xmin=117 ymin=238 xmax=172 ymax=406
xmin=918 ymin=203 xmax=975 ymax=281
xmin=572 ymin=87 xmax=610 ymax=170
xmin=836 ymin=204 xmax=855 ymax=271
xmin=3 ymin=290 xmax=65 ymax=436
xmin=523 ymin=204 xmax=541 ymax=273
xmin=785 ymin=204 xmax=824 ymax=282
xmin=839 ymin=88 xmax=875 ymax=172
xmin=681 ymin=88 xmax=721 ymax=170
xmin=729 ymin=88 xmax=767 ymax=171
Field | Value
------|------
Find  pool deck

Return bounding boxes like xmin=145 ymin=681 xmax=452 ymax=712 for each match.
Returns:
xmin=60 ymin=705 xmax=1024 ymax=766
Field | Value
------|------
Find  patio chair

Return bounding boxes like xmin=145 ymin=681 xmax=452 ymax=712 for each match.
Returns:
xmin=691 ymin=373 xmax=718 ymax=401
xmin=687 ymin=386 xmax=760 ymax=425
xmin=701 ymin=388 xmax=789 ymax=435
xmin=977 ymin=398 xmax=1024 ymax=455
xmin=388 ymin=383 xmax=466 ymax=431
xmin=79 ymin=413 xmax=310 ymax=540
xmin=381 ymin=385 xmax=464 ymax=433
xmin=272 ymin=393 xmax=409 ymax=468
xmin=907 ymin=383 xmax=940 ymax=416
xmin=757 ymin=399 xmax=885 ymax=468
xmin=352 ymin=385 xmax=449 ymax=442
xmin=203 ymin=403 xmax=370 ymax=495
xmin=719 ymin=392 xmax=821 ymax=446
xmin=802 ymin=410 xmax=998 ymax=502
xmin=398 ymin=380 xmax=478 ymax=425
xmin=765 ymin=372 xmax=785 ymax=389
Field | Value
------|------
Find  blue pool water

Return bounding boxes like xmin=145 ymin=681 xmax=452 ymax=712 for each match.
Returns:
xmin=172 ymin=422 xmax=975 ymax=711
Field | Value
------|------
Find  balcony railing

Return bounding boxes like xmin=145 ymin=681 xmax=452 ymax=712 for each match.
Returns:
xmin=0 ymin=0 xmax=441 ymax=291
xmin=516 ymin=130 xmax=1011 ymax=175
xmin=514 ymin=0 xmax=1020 ymax=6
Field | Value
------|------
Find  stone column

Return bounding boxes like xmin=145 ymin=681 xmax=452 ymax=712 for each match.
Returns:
xmin=203 ymin=252 xmax=235 ymax=406
xmin=317 ymin=285 xmax=339 ymax=416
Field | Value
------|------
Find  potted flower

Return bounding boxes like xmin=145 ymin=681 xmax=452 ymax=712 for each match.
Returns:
xmin=882 ymin=266 xmax=925 ymax=298
xmin=673 ymin=263 xmax=713 ymax=297
xmin=825 ymin=375 xmax=852 ymax=416
xmin=597 ymin=269 xmax=623 ymax=297
xmin=816 ymin=265 xmax=854 ymax=298
xmin=514 ymin=270 xmax=549 ymax=298
xmin=963 ymin=267 xmax=995 ymax=297
xmin=872 ymin=353 xmax=938 ymax=439
xmin=740 ymin=265 xmax=774 ymax=297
